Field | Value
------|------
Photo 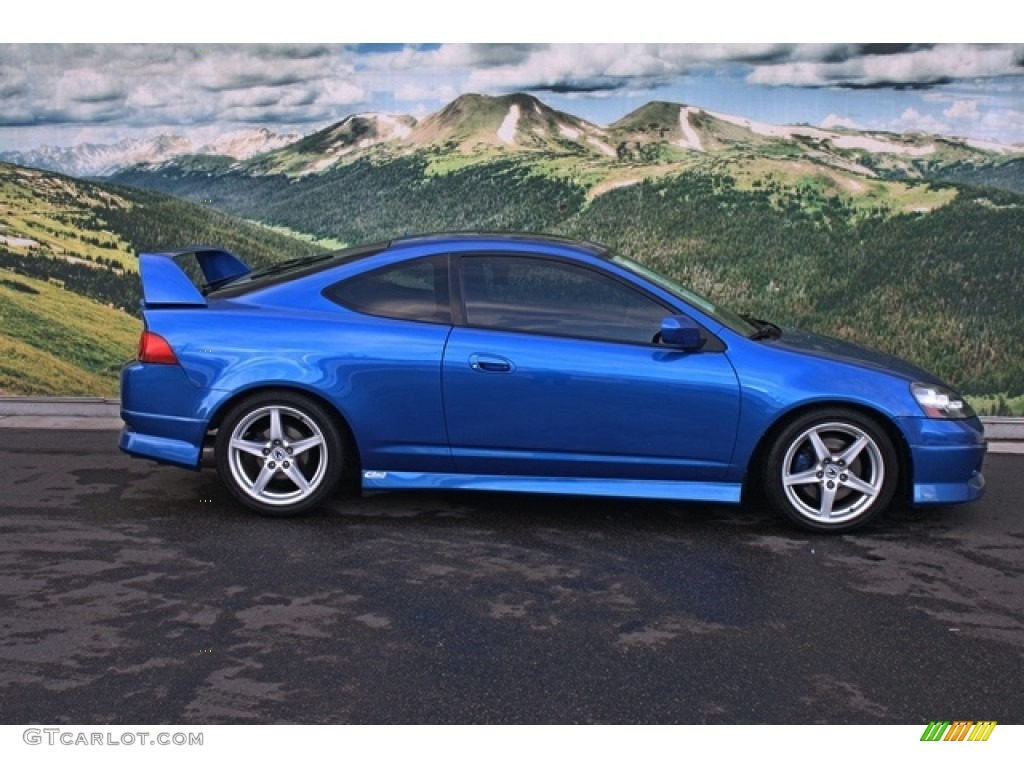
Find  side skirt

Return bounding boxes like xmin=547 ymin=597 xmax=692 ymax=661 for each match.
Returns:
xmin=360 ymin=470 xmax=742 ymax=504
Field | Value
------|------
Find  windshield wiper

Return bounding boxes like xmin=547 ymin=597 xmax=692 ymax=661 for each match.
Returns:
xmin=204 ymin=252 xmax=337 ymax=295
xmin=203 ymin=273 xmax=247 ymax=293
xmin=741 ymin=314 xmax=782 ymax=341
xmin=244 ymin=251 xmax=336 ymax=280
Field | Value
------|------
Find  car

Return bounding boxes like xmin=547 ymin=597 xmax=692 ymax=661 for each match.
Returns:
xmin=119 ymin=232 xmax=986 ymax=532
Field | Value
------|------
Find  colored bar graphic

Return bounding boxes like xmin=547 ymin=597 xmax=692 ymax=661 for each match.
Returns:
xmin=968 ymin=721 xmax=997 ymax=742
xmin=920 ymin=720 xmax=997 ymax=742
xmin=944 ymin=721 xmax=973 ymax=741
xmin=921 ymin=721 xmax=950 ymax=741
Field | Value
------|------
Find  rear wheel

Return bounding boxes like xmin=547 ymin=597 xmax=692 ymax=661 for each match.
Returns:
xmin=764 ymin=409 xmax=898 ymax=533
xmin=215 ymin=391 xmax=344 ymax=516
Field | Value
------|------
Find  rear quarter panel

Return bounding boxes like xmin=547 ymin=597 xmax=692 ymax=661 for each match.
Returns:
xmin=145 ymin=302 xmax=455 ymax=473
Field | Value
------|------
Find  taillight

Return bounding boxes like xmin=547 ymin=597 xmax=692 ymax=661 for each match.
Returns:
xmin=137 ymin=331 xmax=179 ymax=365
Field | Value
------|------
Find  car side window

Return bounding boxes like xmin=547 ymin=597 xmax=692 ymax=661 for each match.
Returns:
xmin=460 ymin=254 xmax=668 ymax=345
xmin=324 ymin=255 xmax=451 ymax=323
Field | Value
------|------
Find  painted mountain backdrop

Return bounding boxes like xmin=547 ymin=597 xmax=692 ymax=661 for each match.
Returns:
xmin=0 ymin=128 xmax=301 ymax=178
xmin=1 ymin=93 xmax=1022 ymax=412
xmin=7 ymin=93 xmax=1023 ymax=189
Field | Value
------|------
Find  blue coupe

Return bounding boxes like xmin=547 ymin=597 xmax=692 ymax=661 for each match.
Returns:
xmin=119 ymin=233 xmax=986 ymax=532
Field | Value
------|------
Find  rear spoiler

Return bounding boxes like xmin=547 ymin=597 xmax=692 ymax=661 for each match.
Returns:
xmin=138 ymin=247 xmax=251 ymax=307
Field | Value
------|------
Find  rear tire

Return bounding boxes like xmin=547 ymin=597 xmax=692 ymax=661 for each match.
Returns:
xmin=763 ymin=409 xmax=898 ymax=533
xmin=215 ymin=391 xmax=344 ymax=517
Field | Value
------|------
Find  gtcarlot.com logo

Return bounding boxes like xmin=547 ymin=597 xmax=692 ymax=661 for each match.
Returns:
xmin=920 ymin=721 xmax=997 ymax=742
xmin=23 ymin=729 xmax=203 ymax=747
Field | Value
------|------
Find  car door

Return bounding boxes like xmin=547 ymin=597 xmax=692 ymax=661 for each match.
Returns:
xmin=322 ymin=254 xmax=455 ymax=473
xmin=442 ymin=253 xmax=741 ymax=482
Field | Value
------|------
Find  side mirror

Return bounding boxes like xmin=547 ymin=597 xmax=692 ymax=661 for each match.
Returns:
xmin=660 ymin=315 xmax=704 ymax=351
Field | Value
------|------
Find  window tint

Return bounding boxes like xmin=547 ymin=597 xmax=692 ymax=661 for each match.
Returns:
xmin=325 ymin=255 xmax=450 ymax=323
xmin=460 ymin=255 xmax=667 ymax=344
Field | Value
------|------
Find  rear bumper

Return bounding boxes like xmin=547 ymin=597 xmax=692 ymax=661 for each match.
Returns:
xmin=119 ymin=361 xmax=209 ymax=469
xmin=119 ymin=422 xmax=203 ymax=469
xmin=898 ymin=416 xmax=987 ymax=506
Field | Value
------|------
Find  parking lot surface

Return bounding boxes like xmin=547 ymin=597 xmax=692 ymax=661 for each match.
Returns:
xmin=1 ymin=428 xmax=1022 ymax=724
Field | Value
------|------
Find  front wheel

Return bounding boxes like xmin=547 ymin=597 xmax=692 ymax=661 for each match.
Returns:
xmin=215 ymin=391 xmax=345 ymax=516
xmin=763 ymin=409 xmax=899 ymax=533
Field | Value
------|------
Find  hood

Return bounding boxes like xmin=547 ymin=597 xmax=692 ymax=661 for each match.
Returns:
xmin=772 ymin=328 xmax=943 ymax=385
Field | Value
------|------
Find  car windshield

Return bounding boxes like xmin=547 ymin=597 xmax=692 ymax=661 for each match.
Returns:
xmin=609 ymin=253 xmax=758 ymax=337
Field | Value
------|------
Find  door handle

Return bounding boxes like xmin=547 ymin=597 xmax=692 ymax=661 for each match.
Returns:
xmin=469 ymin=353 xmax=514 ymax=374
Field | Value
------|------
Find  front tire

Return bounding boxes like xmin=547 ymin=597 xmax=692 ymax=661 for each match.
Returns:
xmin=215 ymin=391 xmax=344 ymax=517
xmin=763 ymin=409 xmax=898 ymax=533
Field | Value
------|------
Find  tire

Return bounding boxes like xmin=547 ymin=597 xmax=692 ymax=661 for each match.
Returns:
xmin=763 ymin=409 xmax=898 ymax=533
xmin=214 ymin=391 xmax=345 ymax=517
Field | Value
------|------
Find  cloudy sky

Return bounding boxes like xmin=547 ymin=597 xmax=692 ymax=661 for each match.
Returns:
xmin=2 ymin=42 xmax=1023 ymax=152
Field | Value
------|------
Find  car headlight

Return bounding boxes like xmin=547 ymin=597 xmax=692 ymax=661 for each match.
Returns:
xmin=911 ymin=383 xmax=975 ymax=419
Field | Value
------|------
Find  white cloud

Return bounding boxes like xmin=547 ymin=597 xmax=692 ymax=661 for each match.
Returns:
xmin=978 ymin=108 xmax=1024 ymax=144
xmin=317 ymin=80 xmax=366 ymax=109
xmin=821 ymin=114 xmax=862 ymax=131
xmin=895 ymin=107 xmax=949 ymax=135
xmin=393 ymin=82 xmax=458 ymax=103
xmin=0 ymin=44 xmax=365 ymax=130
xmin=464 ymin=44 xmax=708 ymax=93
xmin=945 ymin=100 xmax=980 ymax=121
xmin=748 ymin=45 xmax=1022 ymax=88
xmin=54 ymin=69 xmax=125 ymax=104
xmin=1 ymin=43 xmax=1023 ymax=149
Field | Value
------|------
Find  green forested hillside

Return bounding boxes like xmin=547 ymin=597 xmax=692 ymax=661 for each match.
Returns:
xmin=0 ymin=163 xmax=314 ymax=395
xmin=113 ymin=156 xmax=588 ymax=244
xmin=0 ymin=163 xmax=316 ymax=312
xmin=7 ymin=150 xmax=1022 ymax=405
xmin=8 ymin=92 xmax=1020 ymax=405
xmin=557 ymin=177 xmax=1024 ymax=397
xmin=924 ymin=157 xmax=1024 ymax=195
xmin=113 ymin=157 xmax=1024 ymax=401
xmin=0 ymin=270 xmax=139 ymax=395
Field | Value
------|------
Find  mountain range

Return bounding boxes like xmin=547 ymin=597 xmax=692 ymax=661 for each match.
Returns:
xmin=5 ymin=93 xmax=1023 ymax=192
xmin=0 ymin=128 xmax=300 ymax=178
xmin=2 ymin=93 xmax=1022 ymax=407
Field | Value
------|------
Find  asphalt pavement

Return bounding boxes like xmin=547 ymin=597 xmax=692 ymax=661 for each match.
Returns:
xmin=0 ymin=405 xmax=1022 ymax=724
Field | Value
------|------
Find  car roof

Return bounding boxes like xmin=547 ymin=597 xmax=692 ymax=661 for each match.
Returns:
xmin=384 ymin=231 xmax=610 ymax=257
xmin=207 ymin=232 xmax=611 ymax=300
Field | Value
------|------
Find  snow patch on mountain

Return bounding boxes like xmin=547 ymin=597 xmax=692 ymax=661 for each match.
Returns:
xmin=498 ymin=105 xmax=520 ymax=145
xmin=592 ymin=177 xmax=642 ymax=197
xmin=0 ymin=235 xmax=39 ymax=248
xmin=343 ymin=113 xmax=414 ymax=144
xmin=707 ymin=109 xmax=830 ymax=142
xmin=375 ymin=114 xmax=413 ymax=141
xmin=587 ymin=136 xmax=616 ymax=157
xmin=831 ymin=134 xmax=935 ymax=156
xmin=0 ymin=135 xmax=194 ymax=177
xmin=198 ymin=128 xmax=300 ymax=159
xmin=304 ymin=156 xmax=338 ymax=174
xmin=707 ymin=109 xmax=939 ymax=156
xmin=966 ymin=137 xmax=1016 ymax=154
xmin=677 ymin=107 xmax=704 ymax=151
xmin=559 ymin=124 xmax=581 ymax=140
xmin=1 ymin=128 xmax=302 ymax=176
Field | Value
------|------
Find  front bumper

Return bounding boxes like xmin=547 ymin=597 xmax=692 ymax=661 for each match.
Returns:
xmin=898 ymin=415 xmax=987 ymax=506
